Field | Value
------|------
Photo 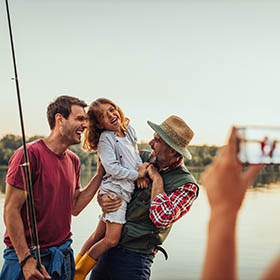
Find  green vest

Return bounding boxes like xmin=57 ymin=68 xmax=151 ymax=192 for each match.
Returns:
xmin=118 ymin=150 xmax=198 ymax=254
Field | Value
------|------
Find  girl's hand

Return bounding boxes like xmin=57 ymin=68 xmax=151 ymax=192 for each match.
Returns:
xmin=137 ymin=162 xmax=150 ymax=178
xmin=137 ymin=177 xmax=149 ymax=189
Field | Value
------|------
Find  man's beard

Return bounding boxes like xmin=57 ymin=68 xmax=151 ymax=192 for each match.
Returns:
xmin=149 ymin=151 xmax=157 ymax=165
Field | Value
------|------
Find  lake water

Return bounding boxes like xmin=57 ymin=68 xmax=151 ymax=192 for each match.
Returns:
xmin=1 ymin=183 xmax=280 ymax=279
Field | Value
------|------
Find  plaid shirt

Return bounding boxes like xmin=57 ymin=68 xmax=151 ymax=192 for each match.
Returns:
xmin=149 ymin=182 xmax=198 ymax=228
xmin=148 ymin=155 xmax=198 ymax=228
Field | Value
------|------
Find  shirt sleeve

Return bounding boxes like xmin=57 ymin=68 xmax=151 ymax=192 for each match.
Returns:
xmin=149 ymin=183 xmax=198 ymax=228
xmin=6 ymin=146 xmax=37 ymax=190
xmin=98 ymin=134 xmax=138 ymax=181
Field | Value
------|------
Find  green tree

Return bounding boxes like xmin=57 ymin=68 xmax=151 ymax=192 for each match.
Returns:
xmin=0 ymin=134 xmax=22 ymax=150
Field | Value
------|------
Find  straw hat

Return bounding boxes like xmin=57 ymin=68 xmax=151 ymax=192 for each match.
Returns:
xmin=147 ymin=115 xmax=194 ymax=159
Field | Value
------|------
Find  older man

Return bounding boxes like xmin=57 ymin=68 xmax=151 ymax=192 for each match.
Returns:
xmin=0 ymin=96 xmax=104 ymax=280
xmin=86 ymin=115 xmax=199 ymax=280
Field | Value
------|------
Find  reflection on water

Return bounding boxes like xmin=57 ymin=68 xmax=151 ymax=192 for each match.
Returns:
xmin=0 ymin=167 xmax=280 ymax=279
xmin=1 ymin=166 xmax=279 ymax=194
xmin=1 ymin=185 xmax=280 ymax=279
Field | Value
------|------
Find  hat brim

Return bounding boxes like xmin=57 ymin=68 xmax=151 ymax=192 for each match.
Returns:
xmin=147 ymin=120 xmax=192 ymax=160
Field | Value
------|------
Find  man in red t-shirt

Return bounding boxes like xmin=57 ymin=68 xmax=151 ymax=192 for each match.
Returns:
xmin=0 ymin=96 xmax=105 ymax=280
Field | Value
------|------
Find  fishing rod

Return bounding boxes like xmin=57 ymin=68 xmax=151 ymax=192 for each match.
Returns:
xmin=5 ymin=0 xmax=42 ymax=272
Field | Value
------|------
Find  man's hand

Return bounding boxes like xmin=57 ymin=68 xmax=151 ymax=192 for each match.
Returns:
xmin=22 ymin=257 xmax=51 ymax=280
xmin=147 ymin=164 xmax=161 ymax=182
xmin=97 ymin=193 xmax=122 ymax=213
xmin=137 ymin=162 xmax=150 ymax=179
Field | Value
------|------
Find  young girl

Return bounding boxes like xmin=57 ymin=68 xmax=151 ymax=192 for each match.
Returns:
xmin=74 ymin=98 xmax=149 ymax=280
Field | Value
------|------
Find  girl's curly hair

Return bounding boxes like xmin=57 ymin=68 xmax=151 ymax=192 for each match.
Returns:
xmin=83 ymin=98 xmax=129 ymax=152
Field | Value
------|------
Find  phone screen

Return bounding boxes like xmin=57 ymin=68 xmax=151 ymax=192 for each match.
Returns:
xmin=237 ymin=126 xmax=280 ymax=164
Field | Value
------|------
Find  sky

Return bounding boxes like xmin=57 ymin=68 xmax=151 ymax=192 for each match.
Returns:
xmin=1 ymin=0 xmax=280 ymax=145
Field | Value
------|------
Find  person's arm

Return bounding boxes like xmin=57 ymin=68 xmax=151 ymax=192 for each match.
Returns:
xmin=261 ymin=255 xmax=280 ymax=280
xmin=200 ymin=127 xmax=262 ymax=280
xmin=202 ymin=207 xmax=238 ymax=280
xmin=72 ymin=158 xmax=104 ymax=216
xmin=4 ymin=184 xmax=50 ymax=280
xmin=147 ymin=164 xmax=165 ymax=201
xmin=147 ymin=165 xmax=198 ymax=228
xmin=149 ymin=182 xmax=198 ymax=228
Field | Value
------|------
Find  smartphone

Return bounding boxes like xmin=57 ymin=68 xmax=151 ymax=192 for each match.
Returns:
xmin=237 ymin=125 xmax=280 ymax=164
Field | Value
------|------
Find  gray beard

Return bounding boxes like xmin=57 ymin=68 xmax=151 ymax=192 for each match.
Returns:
xmin=149 ymin=152 xmax=157 ymax=165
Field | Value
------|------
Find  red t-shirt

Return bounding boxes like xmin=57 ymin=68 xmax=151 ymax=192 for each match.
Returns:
xmin=4 ymin=139 xmax=81 ymax=249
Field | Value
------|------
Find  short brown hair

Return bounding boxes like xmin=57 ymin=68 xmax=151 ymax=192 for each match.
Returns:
xmin=47 ymin=95 xmax=87 ymax=129
xmin=83 ymin=98 xmax=129 ymax=152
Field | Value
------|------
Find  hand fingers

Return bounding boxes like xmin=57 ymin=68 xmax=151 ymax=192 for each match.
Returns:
xmin=138 ymin=181 xmax=143 ymax=188
xmin=107 ymin=193 xmax=117 ymax=200
xmin=227 ymin=126 xmax=237 ymax=148
xmin=40 ymin=265 xmax=51 ymax=279
xmin=225 ymin=127 xmax=240 ymax=161
xmin=201 ymin=148 xmax=223 ymax=184
xmin=147 ymin=165 xmax=155 ymax=173
xmin=102 ymin=198 xmax=122 ymax=212
xmin=104 ymin=205 xmax=121 ymax=213
xmin=241 ymin=164 xmax=263 ymax=187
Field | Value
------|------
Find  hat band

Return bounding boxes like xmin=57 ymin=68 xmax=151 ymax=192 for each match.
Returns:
xmin=160 ymin=122 xmax=189 ymax=148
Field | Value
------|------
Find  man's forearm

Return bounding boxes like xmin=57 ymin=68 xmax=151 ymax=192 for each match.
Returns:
xmin=4 ymin=209 xmax=31 ymax=262
xmin=4 ymin=185 xmax=32 ymax=263
xmin=72 ymin=172 xmax=103 ymax=216
xmin=150 ymin=175 xmax=164 ymax=202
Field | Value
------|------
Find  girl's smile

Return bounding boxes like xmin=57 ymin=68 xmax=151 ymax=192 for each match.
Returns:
xmin=97 ymin=103 xmax=124 ymax=136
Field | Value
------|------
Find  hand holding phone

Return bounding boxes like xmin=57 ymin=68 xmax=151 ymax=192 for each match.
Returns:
xmin=237 ymin=126 xmax=280 ymax=164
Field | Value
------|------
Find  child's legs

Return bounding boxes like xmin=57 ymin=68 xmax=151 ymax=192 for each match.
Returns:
xmin=80 ymin=220 xmax=106 ymax=256
xmin=88 ymin=222 xmax=123 ymax=260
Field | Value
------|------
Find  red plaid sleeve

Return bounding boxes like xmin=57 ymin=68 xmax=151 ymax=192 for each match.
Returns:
xmin=149 ymin=183 xmax=198 ymax=228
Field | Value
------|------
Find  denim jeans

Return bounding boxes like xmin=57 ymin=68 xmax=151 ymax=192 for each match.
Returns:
xmin=89 ymin=247 xmax=155 ymax=280
xmin=0 ymin=239 xmax=74 ymax=280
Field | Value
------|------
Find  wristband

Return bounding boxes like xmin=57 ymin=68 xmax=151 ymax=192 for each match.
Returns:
xmin=20 ymin=254 xmax=33 ymax=269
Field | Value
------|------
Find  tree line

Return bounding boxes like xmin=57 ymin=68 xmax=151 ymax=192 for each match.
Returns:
xmin=0 ymin=134 xmax=219 ymax=169
xmin=0 ymin=134 xmax=280 ymax=192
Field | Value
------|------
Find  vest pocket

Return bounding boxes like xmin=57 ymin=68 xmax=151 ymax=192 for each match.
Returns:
xmin=120 ymin=223 xmax=160 ymax=253
xmin=126 ymin=199 xmax=150 ymax=223
xmin=126 ymin=189 xmax=151 ymax=223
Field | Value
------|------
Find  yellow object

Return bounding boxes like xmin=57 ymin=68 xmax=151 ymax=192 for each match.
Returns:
xmin=75 ymin=253 xmax=82 ymax=265
xmin=74 ymin=252 xmax=97 ymax=280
